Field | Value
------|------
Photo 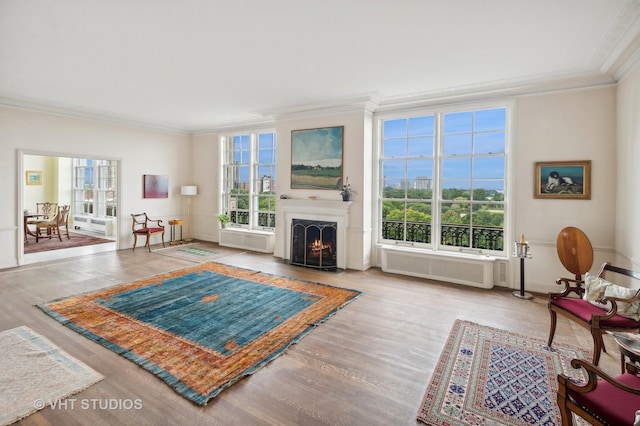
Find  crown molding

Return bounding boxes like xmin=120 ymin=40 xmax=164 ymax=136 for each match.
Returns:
xmin=253 ymin=93 xmax=382 ymax=121
xmin=374 ymin=72 xmax=616 ymax=113
xmin=0 ymin=70 xmax=622 ymax=137
xmin=190 ymin=116 xmax=276 ymax=135
xmin=589 ymin=0 xmax=640 ymax=73
xmin=615 ymin=47 xmax=640 ymax=80
xmin=0 ymin=94 xmax=189 ymax=135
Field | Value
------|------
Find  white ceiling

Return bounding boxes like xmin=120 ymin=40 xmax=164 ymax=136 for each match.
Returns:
xmin=1 ymin=0 xmax=640 ymax=134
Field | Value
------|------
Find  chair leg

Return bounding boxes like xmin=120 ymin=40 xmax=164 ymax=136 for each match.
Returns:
xmin=161 ymin=231 xmax=165 ymax=248
xmin=146 ymin=234 xmax=151 ymax=252
xmin=547 ymin=309 xmax=557 ymax=347
xmin=56 ymin=226 xmax=62 ymax=241
xmin=556 ymin=378 xmax=574 ymax=426
xmin=132 ymin=234 xmax=138 ymax=251
xmin=592 ymin=330 xmax=604 ymax=366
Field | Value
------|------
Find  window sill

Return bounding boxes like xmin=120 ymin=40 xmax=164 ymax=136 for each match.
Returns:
xmin=378 ymin=244 xmax=500 ymax=261
xmin=219 ymin=227 xmax=274 ymax=235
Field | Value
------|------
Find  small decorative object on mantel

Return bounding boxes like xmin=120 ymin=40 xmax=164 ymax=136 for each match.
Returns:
xmin=216 ymin=213 xmax=230 ymax=228
xmin=340 ymin=177 xmax=353 ymax=201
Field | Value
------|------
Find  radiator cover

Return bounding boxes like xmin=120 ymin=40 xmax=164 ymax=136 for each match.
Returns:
xmin=219 ymin=228 xmax=275 ymax=253
xmin=381 ymin=246 xmax=496 ymax=289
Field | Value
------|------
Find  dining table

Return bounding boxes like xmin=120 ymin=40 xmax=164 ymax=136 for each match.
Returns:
xmin=23 ymin=213 xmax=46 ymax=243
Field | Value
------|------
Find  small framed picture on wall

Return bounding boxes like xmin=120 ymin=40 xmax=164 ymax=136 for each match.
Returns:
xmin=143 ymin=174 xmax=169 ymax=198
xmin=26 ymin=170 xmax=42 ymax=186
xmin=534 ymin=160 xmax=591 ymax=200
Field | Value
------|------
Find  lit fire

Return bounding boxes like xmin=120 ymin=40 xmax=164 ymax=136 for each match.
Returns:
xmin=308 ymin=239 xmax=333 ymax=257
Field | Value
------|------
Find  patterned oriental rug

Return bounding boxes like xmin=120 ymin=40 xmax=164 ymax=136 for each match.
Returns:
xmin=152 ymin=242 xmax=245 ymax=263
xmin=417 ymin=320 xmax=591 ymax=425
xmin=38 ymin=263 xmax=361 ymax=406
xmin=24 ymin=231 xmax=113 ymax=254
xmin=0 ymin=326 xmax=104 ymax=425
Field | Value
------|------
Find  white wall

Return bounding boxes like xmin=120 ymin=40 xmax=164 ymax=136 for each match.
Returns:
xmin=0 ymin=106 xmax=191 ymax=269
xmin=616 ymin=65 xmax=640 ymax=270
xmin=190 ymin=132 xmax=220 ymax=242
xmin=2 ymin=82 xmax=632 ymax=294
xmin=188 ymin=87 xmax=620 ymax=291
xmin=273 ymin=111 xmax=371 ymax=270
xmin=513 ymin=87 xmax=617 ymax=292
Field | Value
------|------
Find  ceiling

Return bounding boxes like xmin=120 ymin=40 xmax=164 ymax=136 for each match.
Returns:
xmin=1 ymin=0 xmax=640 ymax=134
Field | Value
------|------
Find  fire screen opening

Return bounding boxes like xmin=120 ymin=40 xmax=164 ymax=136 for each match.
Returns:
xmin=290 ymin=219 xmax=337 ymax=270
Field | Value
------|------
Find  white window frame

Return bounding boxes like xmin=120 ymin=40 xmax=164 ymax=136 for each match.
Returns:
xmin=221 ymin=130 xmax=277 ymax=231
xmin=73 ymin=158 xmax=117 ymax=218
xmin=374 ymin=100 xmax=513 ymax=257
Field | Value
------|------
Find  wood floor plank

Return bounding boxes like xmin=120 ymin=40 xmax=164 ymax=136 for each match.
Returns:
xmin=1 ymin=244 xmax=620 ymax=425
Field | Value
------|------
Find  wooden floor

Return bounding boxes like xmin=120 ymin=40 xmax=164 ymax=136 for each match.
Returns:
xmin=1 ymin=244 xmax=620 ymax=426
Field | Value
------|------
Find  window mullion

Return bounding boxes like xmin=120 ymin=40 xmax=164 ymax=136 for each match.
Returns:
xmin=433 ymin=112 xmax=443 ymax=251
xmin=249 ymin=133 xmax=257 ymax=229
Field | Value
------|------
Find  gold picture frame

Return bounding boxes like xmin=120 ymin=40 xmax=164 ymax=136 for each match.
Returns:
xmin=26 ymin=170 xmax=42 ymax=186
xmin=534 ymin=160 xmax=591 ymax=199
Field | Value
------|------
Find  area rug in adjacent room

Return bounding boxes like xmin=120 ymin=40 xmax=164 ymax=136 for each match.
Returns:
xmin=0 ymin=326 xmax=104 ymax=426
xmin=417 ymin=319 xmax=591 ymax=425
xmin=152 ymin=242 xmax=244 ymax=263
xmin=24 ymin=231 xmax=113 ymax=254
xmin=38 ymin=263 xmax=361 ymax=406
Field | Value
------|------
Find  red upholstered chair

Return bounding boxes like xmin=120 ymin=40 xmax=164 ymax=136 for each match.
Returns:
xmin=131 ymin=213 xmax=165 ymax=252
xmin=548 ymin=227 xmax=640 ymax=365
xmin=548 ymin=261 xmax=640 ymax=366
xmin=557 ymin=359 xmax=640 ymax=426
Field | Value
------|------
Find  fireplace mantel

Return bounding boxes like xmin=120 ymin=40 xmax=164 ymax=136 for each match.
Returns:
xmin=280 ymin=199 xmax=352 ymax=269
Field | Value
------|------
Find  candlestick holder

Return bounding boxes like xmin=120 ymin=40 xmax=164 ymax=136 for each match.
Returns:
xmin=513 ymin=240 xmax=533 ymax=299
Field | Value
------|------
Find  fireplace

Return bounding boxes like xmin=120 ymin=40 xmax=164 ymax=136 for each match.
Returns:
xmin=280 ymin=199 xmax=352 ymax=270
xmin=291 ymin=219 xmax=337 ymax=270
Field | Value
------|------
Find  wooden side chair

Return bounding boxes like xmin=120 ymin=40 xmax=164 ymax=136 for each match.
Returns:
xmin=131 ymin=213 xmax=165 ymax=252
xmin=557 ymin=359 xmax=640 ymax=425
xmin=35 ymin=202 xmax=58 ymax=219
xmin=548 ymin=227 xmax=640 ymax=365
xmin=35 ymin=205 xmax=70 ymax=242
xmin=26 ymin=202 xmax=58 ymax=231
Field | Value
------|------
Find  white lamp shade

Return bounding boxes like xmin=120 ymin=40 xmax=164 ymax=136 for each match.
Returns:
xmin=181 ymin=185 xmax=198 ymax=196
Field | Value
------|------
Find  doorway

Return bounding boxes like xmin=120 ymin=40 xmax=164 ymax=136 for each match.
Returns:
xmin=20 ymin=152 xmax=120 ymax=265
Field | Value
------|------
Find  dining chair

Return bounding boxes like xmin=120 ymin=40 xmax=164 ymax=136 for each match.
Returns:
xmin=35 ymin=205 xmax=70 ymax=242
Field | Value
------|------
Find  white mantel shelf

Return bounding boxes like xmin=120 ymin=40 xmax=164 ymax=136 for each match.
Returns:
xmin=279 ymin=198 xmax=352 ymax=213
xmin=280 ymin=198 xmax=352 ymax=269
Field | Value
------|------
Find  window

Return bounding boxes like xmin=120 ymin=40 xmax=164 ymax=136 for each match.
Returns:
xmin=73 ymin=159 xmax=117 ymax=218
xmin=378 ymin=104 xmax=508 ymax=255
xmin=222 ymin=131 xmax=277 ymax=230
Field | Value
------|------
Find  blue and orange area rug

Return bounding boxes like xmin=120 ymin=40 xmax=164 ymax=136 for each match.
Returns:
xmin=417 ymin=320 xmax=591 ymax=425
xmin=38 ymin=263 xmax=361 ymax=405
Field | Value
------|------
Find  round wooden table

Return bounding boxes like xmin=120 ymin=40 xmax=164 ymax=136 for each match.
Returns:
xmin=609 ymin=331 xmax=640 ymax=374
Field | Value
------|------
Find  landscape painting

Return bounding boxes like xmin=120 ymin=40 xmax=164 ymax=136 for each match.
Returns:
xmin=291 ymin=126 xmax=344 ymax=189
